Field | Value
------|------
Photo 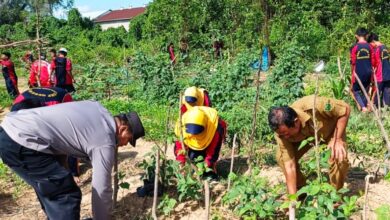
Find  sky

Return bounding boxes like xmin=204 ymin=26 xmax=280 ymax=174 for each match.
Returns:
xmin=54 ymin=0 xmax=153 ymax=19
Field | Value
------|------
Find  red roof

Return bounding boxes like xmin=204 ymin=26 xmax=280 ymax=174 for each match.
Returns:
xmin=94 ymin=7 xmax=145 ymax=22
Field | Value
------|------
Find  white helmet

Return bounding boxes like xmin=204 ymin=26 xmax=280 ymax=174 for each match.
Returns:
xmin=58 ymin=48 xmax=68 ymax=53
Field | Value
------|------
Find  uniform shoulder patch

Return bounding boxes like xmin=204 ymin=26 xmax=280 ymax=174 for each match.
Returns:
xmin=325 ymin=100 xmax=332 ymax=112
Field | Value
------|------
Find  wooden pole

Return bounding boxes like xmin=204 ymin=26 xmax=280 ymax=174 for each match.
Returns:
xmin=204 ymin=180 xmax=210 ymax=220
xmin=289 ymin=201 xmax=296 ymax=220
xmin=112 ymin=148 xmax=119 ymax=209
xmin=179 ymin=93 xmax=187 ymax=160
xmin=152 ymin=148 xmax=160 ymax=220
xmin=363 ymin=174 xmax=374 ymax=220
xmin=227 ymin=133 xmax=237 ymax=191
xmin=247 ymin=66 xmax=262 ymax=172
xmin=312 ymin=73 xmax=322 ymax=181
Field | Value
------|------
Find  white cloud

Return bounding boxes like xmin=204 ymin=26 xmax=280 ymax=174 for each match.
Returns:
xmin=53 ymin=5 xmax=105 ymax=19
xmin=75 ymin=5 xmax=105 ymax=19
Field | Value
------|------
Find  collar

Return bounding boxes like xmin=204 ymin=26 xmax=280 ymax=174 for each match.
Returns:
xmin=292 ymin=108 xmax=311 ymax=128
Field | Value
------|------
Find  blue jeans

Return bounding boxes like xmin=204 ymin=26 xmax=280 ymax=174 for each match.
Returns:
xmin=0 ymin=127 xmax=81 ymax=220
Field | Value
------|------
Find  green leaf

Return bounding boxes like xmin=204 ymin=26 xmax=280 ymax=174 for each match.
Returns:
xmin=119 ymin=182 xmax=130 ymax=189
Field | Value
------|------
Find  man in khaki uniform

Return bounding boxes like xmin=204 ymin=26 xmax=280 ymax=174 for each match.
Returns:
xmin=268 ymin=95 xmax=350 ymax=196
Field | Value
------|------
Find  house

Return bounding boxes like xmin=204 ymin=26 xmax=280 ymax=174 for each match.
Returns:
xmin=94 ymin=7 xmax=145 ymax=31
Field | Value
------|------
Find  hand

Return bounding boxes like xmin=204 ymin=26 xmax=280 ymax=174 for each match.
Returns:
xmin=328 ymin=138 xmax=347 ymax=163
xmin=72 ymin=78 xmax=76 ymax=83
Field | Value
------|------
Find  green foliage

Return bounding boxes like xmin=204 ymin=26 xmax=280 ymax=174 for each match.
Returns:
xmin=158 ymin=194 xmax=177 ymax=216
xmin=118 ymin=171 xmax=130 ymax=190
xmin=223 ymin=168 xmax=283 ymax=219
xmin=73 ymin=63 xmax=127 ymax=101
xmin=375 ymin=205 xmax=390 ymax=220
xmin=131 ymin=52 xmax=179 ymax=103
xmin=0 ymin=86 xmax=13 ymax=108
xmin=264 ymin=41 xmax=307 ymax=106
xmin=282 ymin=180 xmax=358 ymax=219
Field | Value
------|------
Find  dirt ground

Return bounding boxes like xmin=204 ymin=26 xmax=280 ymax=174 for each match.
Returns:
xmin=1 ymin=77 xmax=390 ymax=219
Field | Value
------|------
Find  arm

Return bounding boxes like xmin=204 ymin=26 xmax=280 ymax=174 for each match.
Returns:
xmin=49 ymin=60 xmax=55 ymax=83
xmin=174 ymin=141 xmax=186 ymax=165
xmin=324 ymin=100 xmax=351 ymax=162
xmin=284 ymin=159 xmax=298 ymax=195
xmin=91 ymin=146 xmax=115 ymax=220
xmin=67 ymin=59 xmax=75 ymax=81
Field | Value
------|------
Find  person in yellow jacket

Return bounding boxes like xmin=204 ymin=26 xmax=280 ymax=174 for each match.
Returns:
xmin=174 ymin=106 xmax=227 ymax=179
xmin=181 ymin=86 xmax=212 ymax=114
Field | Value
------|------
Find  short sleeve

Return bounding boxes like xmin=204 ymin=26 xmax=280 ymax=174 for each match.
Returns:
xmin=275 ymin=134 xmax=296 ymax=162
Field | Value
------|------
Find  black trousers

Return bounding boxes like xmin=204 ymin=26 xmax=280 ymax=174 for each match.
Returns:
xmin=0 ymin=127 xmax=81 ymax=220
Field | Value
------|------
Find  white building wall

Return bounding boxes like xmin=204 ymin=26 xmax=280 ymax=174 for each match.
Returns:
xmin=99 ymin=20 xmax=130 ymax=31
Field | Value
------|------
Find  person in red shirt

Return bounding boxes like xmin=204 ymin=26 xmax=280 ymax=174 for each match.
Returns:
xmin=350 ymin=28 xmax=374 ymax=112
xmin=167 ymin=42 xmax=176 ymax=64
xmin=29 ymin=53 xmax=51 ymax=88
xmin=1 ymin=51 xmax=19 ymax=98
xmin=174 ymin=107 xmax=227 ymax=180
xmin=368 ymin=33 xmax=390 ymax=107
xmin=49 ymin=48 xmax=76 ymax=93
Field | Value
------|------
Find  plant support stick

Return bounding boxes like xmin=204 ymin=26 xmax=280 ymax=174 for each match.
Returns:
xmin=152 ymin=148 xmax=160 ymax=220
xmin=227 ymin=133 xmax=237 ymax=191
xmin=204 ymin=180 xmax=210 ymax=220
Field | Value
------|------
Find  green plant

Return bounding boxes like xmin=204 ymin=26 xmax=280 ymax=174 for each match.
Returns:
xmin=282 ymin=180 xmax=358 ymax=219
xmin=158 ymin=194 xmax=177 ymax=216
xmin=118 ymin=171 xmax=130 ymax=190
xmin=223 ymin=168 xmax=283 ymax=219
xmin=375 ymin=205 xmax=390 ymax=220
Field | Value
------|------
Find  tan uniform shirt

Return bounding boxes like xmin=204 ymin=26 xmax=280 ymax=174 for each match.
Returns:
xmin=275 ymin=95 xmax=349 ymax=163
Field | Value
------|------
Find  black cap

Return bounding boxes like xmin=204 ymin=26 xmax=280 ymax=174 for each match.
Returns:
xmin=124 ymin=112 xmax=145 ymax=147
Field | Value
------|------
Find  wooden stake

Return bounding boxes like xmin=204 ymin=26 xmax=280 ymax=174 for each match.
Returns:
xmin=35 ymin=1 xmax=42 ymax=87
xmin=372 ymin=70 xmax=381 ymax=118
xmin=152 ymin=148 xmax=160 ymax=220
xmin=247 ymin=66 xmax=262 ymax=172
xmin=204 ymin=180 xmax=210 ymax=220
xmin=112 ymin=147 xmax=119 ymax=209
xmin=289 ymin=201 xmax=296 ymax=220
xmin=178 ymin=93 xmax=187 ymax=160
xmin=227 ymin=133 xmax=237 ymax=191
xmin=363 ymin=174 xmax=374 ymax=220
xmin=312 ymin=73 xmax=322 ymax=181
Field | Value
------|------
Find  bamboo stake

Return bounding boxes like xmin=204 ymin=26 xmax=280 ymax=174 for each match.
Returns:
xmin=227 ymin=133 xmax=237 ymax=191
xmin=354 ymin=73 xmax=390 ymax=152
xmin=247 ymin=64 xmax=262 ymax=172
xmin=363 ymin=174 xmax=374 ymax=220
xmin=178 ymin=93 xmax=187 ymax=160
xmin=312 ymin=73 xmax=322 ymax=181
xmin=204 ymin=180 xmax=210 ymax=220
xmin=372 ymin=70 xmax=381 ymax=118
xmin=112 ymin=147 xmax=119 ymax=209
xmin=152 ymin=148 xmax=160 ymax=220
xmin=0 ymin=39 xmax=48 ymax=49
xmin=289 ymin=201 xmax=296 ymax=220
xmin=35 ymin=1 xmax=42 ymax=87
xmin=161 ymin=106 xmax=171 ymax=185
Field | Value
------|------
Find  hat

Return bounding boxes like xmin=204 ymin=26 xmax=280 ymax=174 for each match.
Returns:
xmin=58 ymin=48 xmax=68 ymax=53
xmin=123 ymin=112 xmax=145 ymax=147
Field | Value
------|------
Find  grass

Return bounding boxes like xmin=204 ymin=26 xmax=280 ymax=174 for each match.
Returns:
xmin=0 ymin=160 xmax=27 ymax=199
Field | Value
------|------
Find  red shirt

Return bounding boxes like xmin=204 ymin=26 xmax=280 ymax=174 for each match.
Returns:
xmin=1 ymin=59 xmax=17 ymax=86
xmin=30 ymin=60 xmax=51 ymax=87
